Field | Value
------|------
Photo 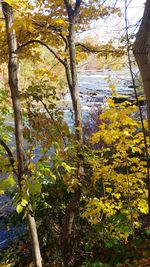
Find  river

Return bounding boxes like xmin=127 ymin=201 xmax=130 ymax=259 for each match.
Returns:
xmin=63 ymin=69 xmax=139 ymax=125
xmin=0 ymin=69 xmax=145 ymax=249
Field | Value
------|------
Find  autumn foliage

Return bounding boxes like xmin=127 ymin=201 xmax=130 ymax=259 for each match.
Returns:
xmin=0 ymin=0 xmax=150 ymax=267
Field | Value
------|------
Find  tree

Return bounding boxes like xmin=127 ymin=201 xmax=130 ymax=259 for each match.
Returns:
xmin=133 ymin=1 xmax=150 ymax=136
xmin=83 ymin=94 xmax=148 ymax=223
xmin=1 ymin=2 xmax=42 ymax=267
xmin=133 ymin=0 xmax=150 ymax=215
xmin=14 ymin=1 xmax=120 ymax=265
xmin=0 ymin=0 xmax=121 ymax=266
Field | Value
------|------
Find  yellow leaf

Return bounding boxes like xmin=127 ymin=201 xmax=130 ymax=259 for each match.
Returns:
xmin=4 ymin=0 xmax=12 ymax=5
xmin=93 ymin=217 xmax=99 ymax=224
xmin=16 ymin=203 xmax=23 ymax=214
xmin=28 ymin=163 xmax=36 ymax=172
xmin=106 ymin=187 xmax=112 ymax=193
xmin=55 ymin=19 xmax=65 ymax=24
xmin=108 ymin=84 xmax=116 ymax=91
xmin=0 ymin=264 xmax=11 ymax=267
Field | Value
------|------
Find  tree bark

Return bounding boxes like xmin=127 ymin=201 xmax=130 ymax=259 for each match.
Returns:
xmin=61 ymin=1 xmax=83 ymax=266
xmin=133 ymin=0 xmax=150 ymax=136
xmin=1 ymin=2 xmax=42 ymax=266
xmin=68 ymin=19 xmax=83 ymax=141
xmin=133 ymin=0 xmax=150 ymax=214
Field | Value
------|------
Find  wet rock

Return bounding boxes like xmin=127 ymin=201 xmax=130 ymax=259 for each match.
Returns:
xmin=112 ymin=97 xmax=146 ymax=106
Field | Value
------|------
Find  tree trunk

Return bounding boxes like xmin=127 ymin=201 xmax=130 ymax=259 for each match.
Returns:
xmin=61 ymin=1 xmax=83 ymax=266
xmin=133 ymin=0 xmax=150 ymax=136
xmin=68 ymin=22 xmax=83 ymax=142
xmin=133 ymin=0 xmax=150 ymax=214
xmin=2 ymin=2 xmax=42 ymax=266
xmin=27 ymin=208 xmax=42 ymax=267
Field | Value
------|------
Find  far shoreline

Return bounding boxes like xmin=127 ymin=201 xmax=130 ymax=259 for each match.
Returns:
xmin=78 ymin=69 xmax=111 ymax=72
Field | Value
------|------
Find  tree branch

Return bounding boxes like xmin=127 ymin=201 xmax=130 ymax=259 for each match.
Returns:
xmin=64 ymin=0 xmax=82 ymax=20
xmin=0 ymin=139 xmax=18 ymax=175
xmin=64 ymin=58 xmax=73 ymax=89
xmin=76 ymin=42 xmax=125 ymax=55
xmin=32 ymin=20 xmax=68 ymax=48
xmin=63 ymin=0 xmax=73 ymax=17
xmin=74 ymin=0 xmax=82 ymax=16
xmin=18 ymin=39 xmax=66 ymax=67
xmin=21 ymin=92 xmax=64 ymax=137
xmin=23 ymin=93 xmax=54 ymax=120
xmin=48 ymin=24 xmax=68 ymax=48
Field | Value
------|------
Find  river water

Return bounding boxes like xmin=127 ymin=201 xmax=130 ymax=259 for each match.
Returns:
xmin=63 ymin=69 xmax=137 ymax=125
xmin=0 ymin=69 xmax=144 ymax=249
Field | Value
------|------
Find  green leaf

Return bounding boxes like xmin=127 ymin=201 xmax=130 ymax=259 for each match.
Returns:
xmin=34 ymin=183 xmax=42 ymax=194
xmin=7 ymin=175 xmax=16 ymax=187
xmin=145 ymin=228 xmax=150 ymax=236
xmin=0 ymin=175 xmax=16 ymax=192
xmin=28 ymin=182 xmax=42 ymax=195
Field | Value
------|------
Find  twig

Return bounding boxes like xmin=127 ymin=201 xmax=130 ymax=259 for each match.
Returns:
xmin=0 ymin=139 xmax=18 ymax=175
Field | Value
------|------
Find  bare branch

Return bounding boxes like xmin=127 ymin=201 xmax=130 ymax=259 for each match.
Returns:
xmin=74 ymin=0 xmax=82 ymax=16
xmin=76 ymin=42 xmax=125 ymax=55
xmin=63 ymin=0 xmax=73 ymax=15
xmin=64 ymin=0 xmax=82 ymax=20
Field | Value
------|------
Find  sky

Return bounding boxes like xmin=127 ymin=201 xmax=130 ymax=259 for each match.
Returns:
xmin=82 ymin=0 xmax=146 ymax=44
xmin=127 ymin=0 xmax=145 ymax=22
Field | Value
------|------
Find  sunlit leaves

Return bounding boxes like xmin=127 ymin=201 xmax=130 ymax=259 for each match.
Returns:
xmin=16 ymin=198 xmax=28 ymax=214
xmin=0 ymin=175 xmax=16 ymax=194
xmin=82 ymin=91 xmax=149 ymax=226
xmin=4 ymin=0 xmax=32 ymax=12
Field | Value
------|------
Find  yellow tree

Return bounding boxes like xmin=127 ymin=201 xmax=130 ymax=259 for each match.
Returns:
xmin=14 ymin=1 xmax=120 ymax=265
xmin=82 ymin=95 xmax=148 ymax=240
xmin=0 ymin=0 xmax=121 ymax=266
